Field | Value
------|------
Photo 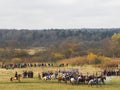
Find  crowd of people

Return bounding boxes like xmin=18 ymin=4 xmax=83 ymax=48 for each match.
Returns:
xmin=103 ymin=69 xmax=120 ymax=76
xmin=0 ymin=63 xmax=71 ymax=69
xmin=22 ymin=71 xmax=34 ymax=78
xmin=0 ymin=63 xmax=54 ymax=69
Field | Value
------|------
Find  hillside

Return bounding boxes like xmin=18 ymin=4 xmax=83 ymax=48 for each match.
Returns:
xmin=0 ymin=28 xmax=120 ymax=64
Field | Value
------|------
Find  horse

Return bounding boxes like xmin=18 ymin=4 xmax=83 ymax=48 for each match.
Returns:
xmin=70 ymin=77 xmax=78 ymax=84
xmin=57 ymin=73 xmax=68 ymax=83
xmin=85 ymin=75 xmax=95 ymax=84
xmin=77 ymin=75 xmax=86 ymax=84
xmin=42 ymin=76 xmax=48 ymax=80
xmin=10 ymin=74 xmax=22 ymax=82
xmin=42 ymin=74 xmax=56 ymax=80
xmin=57 ymin=72 xmax=72 ymax=83
xmin=70 ymin=75 xmax=88 ymax=84
xmin=98 ymin=76 xmax=106 ymax=84
xmin=42 ymin=75 xmax=51 ymax=80
xmin=57 ymin=76 xmax=67 ymax=83
xmin=50 ymin=74 xmax=56 ymax=80
xmin=88 ymin=76 xmax=106 ymax=87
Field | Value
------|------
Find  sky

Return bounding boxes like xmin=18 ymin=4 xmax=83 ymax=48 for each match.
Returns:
xmin=0 ymin=0 xmax=120 ymax=29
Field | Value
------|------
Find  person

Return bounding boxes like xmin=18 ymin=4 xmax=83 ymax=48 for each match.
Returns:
xmin=15 ymin=71 xmax=18 ymax=79
xmin=38 ymin=73 xmax=41 ymax=80
xmin=103 ymin=69 xmax=107 ymax=76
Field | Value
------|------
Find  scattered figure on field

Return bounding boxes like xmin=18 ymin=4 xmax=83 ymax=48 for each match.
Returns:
xmin=23 ymin=71 xmax=28 ymax=78
xmin=10 ymin=72 xmax=22 ymax=82
xmin=15 ymin=71 xmax=18 ymax=79
xmin=38 ymin=73 xmax=41 ymax=80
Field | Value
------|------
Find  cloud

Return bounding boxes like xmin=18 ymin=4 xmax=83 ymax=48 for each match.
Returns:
xmin=0 ymin=0 xmax=120 ymax=29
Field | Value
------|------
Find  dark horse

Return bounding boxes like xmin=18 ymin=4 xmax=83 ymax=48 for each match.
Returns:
xmin=77 ymin=75 xmax=86 ymax=84
xmin=58 ymin=76 xmax=69 ymax=83
xmin=97 ymin=76 xmax=106 ymax=84
xmin=88 ymin=75 xmax=106 ymax=86
xmin=10 ymin=74 xmax=22 ymax=82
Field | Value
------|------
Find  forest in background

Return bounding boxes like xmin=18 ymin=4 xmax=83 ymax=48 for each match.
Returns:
xmin=0 ymin=28 xmax=120 ymax=48
xmin=0 ymin=28 xmax=120 ymax=67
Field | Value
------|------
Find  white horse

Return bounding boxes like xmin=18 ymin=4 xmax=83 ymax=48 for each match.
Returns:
xmin=50 ymin=74 xmax=55 ymax=80
xmin=42 ymin=76 xmax=48 ymax=80
xmin=70 ymin=77 xmax=78 ymax=84
xmin=88 ymin=77 xmax=106 ymax=87
xmin=42 ymin=74 xmax=55 ymax=80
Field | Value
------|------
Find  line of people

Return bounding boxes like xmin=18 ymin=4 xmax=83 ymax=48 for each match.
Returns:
xmin=1 ymin=63 xmax=54 ymax=69
xmin=103 ymin=69 xmax=120 ymax=76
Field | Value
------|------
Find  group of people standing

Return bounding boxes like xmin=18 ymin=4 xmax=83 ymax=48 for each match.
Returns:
xmin=1 ymin=63 xmax=54 ymax=69
xmin=103 ymin=69 xmax=120 ymax=76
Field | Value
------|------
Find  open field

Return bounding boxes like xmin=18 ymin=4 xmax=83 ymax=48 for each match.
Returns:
xmin=0 ymin=66 xmax=120 ymax=90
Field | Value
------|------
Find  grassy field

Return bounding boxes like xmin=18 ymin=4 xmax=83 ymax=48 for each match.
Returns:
xmin=0 ymin=66 xmax=120 ymax=90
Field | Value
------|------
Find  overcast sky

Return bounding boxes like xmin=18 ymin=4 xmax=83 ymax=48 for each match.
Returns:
xmin=0 ymin=0 xmax=120 ymax=29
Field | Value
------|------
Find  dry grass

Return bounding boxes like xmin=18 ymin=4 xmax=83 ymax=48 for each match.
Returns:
xmin=0 ymin=66 xmax=120 ymax=90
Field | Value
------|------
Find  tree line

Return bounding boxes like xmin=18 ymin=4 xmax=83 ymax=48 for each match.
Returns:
xmin=0 ymin=28 xmax=120 ymax=48
xmin=0 ymin=28 xmax=120 ymax=65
